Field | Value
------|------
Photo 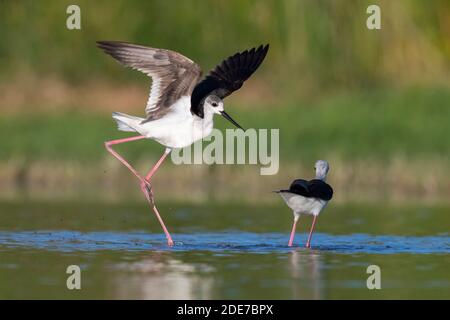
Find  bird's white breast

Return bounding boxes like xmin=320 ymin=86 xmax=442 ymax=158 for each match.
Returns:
xmin=138 ymin=96 xmax=214 ymax=148
xmin=279 ymin=192 xmax=328 ymax=217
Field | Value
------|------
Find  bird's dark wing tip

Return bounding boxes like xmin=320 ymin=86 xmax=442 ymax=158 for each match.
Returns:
xmin=256 ymin=44 xmax=270 ymax=54
xmin=273 ymin=189 xmax=290 ymax=193
xmin=96 ymin=41 xmax=115 ymax=51
xmin=96 ymin=40 xmax=110 ymax=47
xmin=96 ymin=40 xmax=130 ymax=50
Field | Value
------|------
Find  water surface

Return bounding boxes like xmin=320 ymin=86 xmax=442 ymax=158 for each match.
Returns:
xmin=0 ymin=201 xmax=448 ymax=299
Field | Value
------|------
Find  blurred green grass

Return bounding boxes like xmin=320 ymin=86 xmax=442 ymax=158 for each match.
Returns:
xmin=1 ymin=87 xmax=449 ymax=163
xmin=1 ymin=0 xmax=449 ymax=95
xmin=1 ymin=1 xmax=449 ymax=202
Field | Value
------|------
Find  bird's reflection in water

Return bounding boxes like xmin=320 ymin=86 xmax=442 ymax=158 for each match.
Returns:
xmin=110 ymin=252 xmax=214 ymax=299
xmin=289 ymin=250 xmax=323 ymax=299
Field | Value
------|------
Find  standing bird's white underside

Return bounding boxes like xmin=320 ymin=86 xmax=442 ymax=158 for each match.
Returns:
xmin=278 ymin=192 xmax=328 ymax=218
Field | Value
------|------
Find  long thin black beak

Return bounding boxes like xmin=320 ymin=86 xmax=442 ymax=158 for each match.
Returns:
xmin=220 ymin=111 xmax=244 ymax=130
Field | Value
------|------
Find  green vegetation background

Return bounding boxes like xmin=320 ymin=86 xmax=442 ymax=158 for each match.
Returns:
xmin=0 ymin=0 xmax=449 ymax=202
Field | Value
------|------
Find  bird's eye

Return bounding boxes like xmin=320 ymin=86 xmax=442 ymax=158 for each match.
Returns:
xmin=212 ymin=102 xmax=218 ymax=107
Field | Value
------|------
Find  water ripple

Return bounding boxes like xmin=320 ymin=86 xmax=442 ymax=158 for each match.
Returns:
xmin=0 ymin=231 xmax=448 ymax=254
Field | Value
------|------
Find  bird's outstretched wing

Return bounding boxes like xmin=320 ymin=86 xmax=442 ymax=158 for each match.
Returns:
xmin=190 ymin=44 xmax=269 ymax=117
xmin=97 ymin=41 xmax=202 ymax=121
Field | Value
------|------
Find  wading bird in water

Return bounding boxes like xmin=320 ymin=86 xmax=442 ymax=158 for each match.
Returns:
xmin=275 ymin=160 xmax=333 ymax=248
xmin=97 ymin=41 xmax=269 ymax=246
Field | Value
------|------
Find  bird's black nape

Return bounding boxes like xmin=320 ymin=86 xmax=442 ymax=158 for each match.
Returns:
xmin=190 ymin=44 xmax=269 ymax=118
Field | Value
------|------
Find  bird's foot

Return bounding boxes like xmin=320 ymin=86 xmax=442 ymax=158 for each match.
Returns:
xmin=167 ymin=238 xmax=174 ymax=247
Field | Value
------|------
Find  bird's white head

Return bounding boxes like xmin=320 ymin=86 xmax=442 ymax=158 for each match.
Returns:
xmin=204 ymin=95 xmax=224 ymax=114
xmin=204 ymin=95 xmax=244 ymax=130
xmin=314 ymin=160 xmax=330 ymax=181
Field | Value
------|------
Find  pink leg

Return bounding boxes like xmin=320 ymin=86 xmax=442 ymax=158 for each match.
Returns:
xmin=140 ymin=148 xmax=173 ymax=246
xmin=105 ymin=137 xmax=174 ymax=246
xmin=144 ymin=148 xmax=171 ymax=182
xmin=104 ymin=135 xmax=147 ymax=183
xmin=305 ymin=215 xmax=318 ymax=248
xmin=288 ymin=216 xmax=299 ymax=247
xmin=140 ymin=148 xmax=171 ymax=203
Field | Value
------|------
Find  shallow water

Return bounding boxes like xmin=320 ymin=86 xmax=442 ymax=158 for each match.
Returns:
xmin=0 ymin=201 xmax=449 ymax=299
xmin=1 ymin=231 xmax=449 ymax=254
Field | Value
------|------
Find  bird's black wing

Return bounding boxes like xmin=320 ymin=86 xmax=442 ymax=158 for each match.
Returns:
xmin=190 ymin=44 xmax=269 ymax=117
xmin=277 ymin=179 xmax=310 ymax=196
xmin=277 ymin=179 xmax=333 ymax=201
xmin=288 ymin=179 xmax=310 ymax=196
xmin=307 ymin=179 xmax=334 ymax=201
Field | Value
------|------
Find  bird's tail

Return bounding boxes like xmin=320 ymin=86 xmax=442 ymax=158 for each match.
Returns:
xmin=112 ymin=112 xmax=145 ymax=132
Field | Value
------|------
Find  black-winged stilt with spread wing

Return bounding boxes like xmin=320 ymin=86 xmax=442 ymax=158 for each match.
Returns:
xmin=275 ymin=160 xmax=333 ymax=248
xmin=97 ymin=41 xmax=269 ymax=246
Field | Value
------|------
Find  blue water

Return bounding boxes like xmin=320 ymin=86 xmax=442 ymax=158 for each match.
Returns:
xmin=0 ymin=231 xmax=448 ymax=254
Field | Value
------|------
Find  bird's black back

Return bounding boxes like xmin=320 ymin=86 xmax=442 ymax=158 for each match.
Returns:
xmin=280 ymin=179 xmax=333 ymax=201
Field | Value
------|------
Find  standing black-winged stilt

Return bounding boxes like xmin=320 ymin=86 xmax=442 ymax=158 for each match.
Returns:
xmin=97 ymin=41 xmax=269 ymax=246
xmin=275 ymin=160 xmax=333 ymax=248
